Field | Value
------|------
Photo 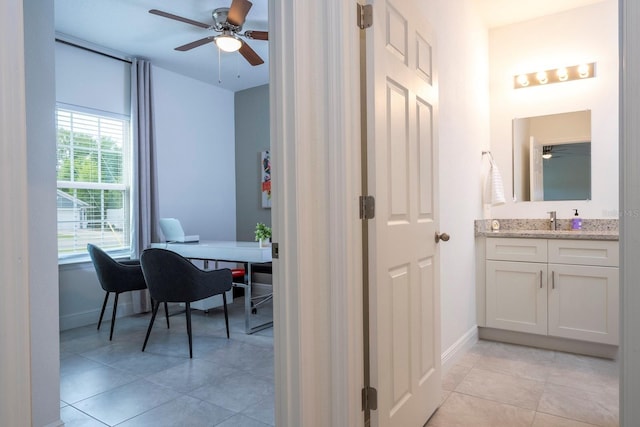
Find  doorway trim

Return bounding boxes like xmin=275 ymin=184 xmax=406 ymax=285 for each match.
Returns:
xmin=270 ymin=0 xmax=364 ymax=425
xmin=619 ymin=0 xmax=640 ymax=424
xmin=0 ymin=0 xmax=32 ymax=423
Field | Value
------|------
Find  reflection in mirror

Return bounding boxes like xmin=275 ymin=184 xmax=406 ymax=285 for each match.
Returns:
xmin=512 ymin=110 xmax=591 ymax=202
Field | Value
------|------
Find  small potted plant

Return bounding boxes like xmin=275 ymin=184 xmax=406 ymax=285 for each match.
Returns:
xmin=255 ymin=222 xmax=272 ymax=247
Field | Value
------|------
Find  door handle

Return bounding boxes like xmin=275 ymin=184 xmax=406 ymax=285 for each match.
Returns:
xmin=540 ymin=270 xmax=543 ymax=288
xmin=435 ymin=232 xmax=450 ymax=243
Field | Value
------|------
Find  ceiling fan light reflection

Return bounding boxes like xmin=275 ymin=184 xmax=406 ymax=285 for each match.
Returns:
xmin=215 ymin=34 xmax=242 ymax=52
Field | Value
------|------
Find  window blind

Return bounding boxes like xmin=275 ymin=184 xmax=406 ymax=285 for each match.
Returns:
xmin=56 ymin=106 xmax=131 ymax=260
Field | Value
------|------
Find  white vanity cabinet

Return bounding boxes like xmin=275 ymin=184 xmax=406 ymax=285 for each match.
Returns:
xmin=547 ymin=240 xmax=619 ymax=345
xmin=486 ymin=239 xmax=548 ymax=335
xmin=483 ymin=237 xmax=619 ymax=346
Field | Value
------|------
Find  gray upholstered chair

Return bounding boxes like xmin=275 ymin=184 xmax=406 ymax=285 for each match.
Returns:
xmin=140 ymin=248 xmax=233 ymax=358
xmin=87 ymin=243 xmax=168 ymax=340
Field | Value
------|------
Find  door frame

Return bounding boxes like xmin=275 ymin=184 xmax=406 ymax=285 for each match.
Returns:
xmin=5 ymin=0 xmax=640 ymax=426
xmin=270 ymin=0 xmax=364 ymax=425
xmin=1 ymin=0 xmax=32 ymax=424
xmin=620 ymin=0 xmax=640 ymax=424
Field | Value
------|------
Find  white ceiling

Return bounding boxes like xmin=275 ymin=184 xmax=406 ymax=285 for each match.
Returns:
xmin=54 ymin=0 xmax=269 ymax=92
xmin=54 ymin=0 xmax=605 ymax=92
xmin=474 ymin=0 xmax=607 ymax=28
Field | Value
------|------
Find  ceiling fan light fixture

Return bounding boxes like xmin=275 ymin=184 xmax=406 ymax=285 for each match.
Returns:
xmin=215 ymin=32 xmax=242 ymax=52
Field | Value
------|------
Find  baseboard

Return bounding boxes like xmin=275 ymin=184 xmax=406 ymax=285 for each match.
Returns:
xmin=478 ymin=327 xmax=619 ymax=360
xmin=252 ymin=282 xmax=272 ymax=296
xmin=42 ymin=418 xmax=64 ymax=427
xmin=59 ymin=301 xmax=136 ymax=331
xmin=441 ymin=325 xmax=479 ymax=374
xmin=253 ymin=272 xmax=272 ymax=285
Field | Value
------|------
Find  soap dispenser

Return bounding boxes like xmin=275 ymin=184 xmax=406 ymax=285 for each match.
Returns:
xmin=571 ymin=209 xmax=582 ymax=230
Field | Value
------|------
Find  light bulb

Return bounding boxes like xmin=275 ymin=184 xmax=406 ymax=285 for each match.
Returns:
xmin=578 ymin=64 xmax=590 ymax=78
xmin=556 ymin=67 xmax=568 ymax=81
xmin=517 ymin=74 xmax=529 ymax=87
xmin=536 ymin=71 xmax=548 ymax=84
xmin=215 ymin=33 xmax=242 ymax=52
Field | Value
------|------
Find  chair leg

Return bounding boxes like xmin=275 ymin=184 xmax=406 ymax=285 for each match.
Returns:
xmin=223 ymin=292 xmax=230 ymax=339
xmin=109 ymin=292 xmax=119 ymax=341
xmin=185 ymin=302 xmax=193 ymax=358
xmin=164 ymin=302 xmax=170 ymax=329
xmin=151 ymin=298 xmax=170 ymax=329
xmin=142 ymin=301 xmax=160 ymax=352
xmin=97 ymin=292 xmax=109 ymax=331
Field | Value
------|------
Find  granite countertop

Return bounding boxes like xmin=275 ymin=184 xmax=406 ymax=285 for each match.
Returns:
xmin=475 ymin=219 xmax=619 ymax=241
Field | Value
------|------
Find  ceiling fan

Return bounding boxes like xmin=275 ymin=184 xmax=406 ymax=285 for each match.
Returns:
xmin=542 ymin=143 xmax=590 ymax=160
xmin=149 ymin=0 xmax=268 ymax=66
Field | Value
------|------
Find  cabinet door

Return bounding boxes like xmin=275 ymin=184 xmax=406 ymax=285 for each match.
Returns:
xmin=548 ymin=264 xmax=619 ymax=345
xmin=486 ymin=261 xmax=547 ymax=335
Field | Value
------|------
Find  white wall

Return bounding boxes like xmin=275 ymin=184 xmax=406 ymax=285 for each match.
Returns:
xmin=58 ymin=61 xmax=237 ymax=330
xmin=55 ymin=42 xmax=130 ymax=115
xmin=153 ymin=66 xmax=237 ymax=241
xmin=488 ymin=0 xmax=618 ymax=219
xmin=419 ymin=0 xmax=490 ymax=358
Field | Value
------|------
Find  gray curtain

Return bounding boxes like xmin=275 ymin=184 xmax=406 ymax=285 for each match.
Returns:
xmin=130 ymin=59 xmax=159 ymax=313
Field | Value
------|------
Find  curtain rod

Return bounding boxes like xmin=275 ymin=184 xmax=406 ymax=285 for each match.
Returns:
xmin=55 ymin=38 xmax=132 ymax=64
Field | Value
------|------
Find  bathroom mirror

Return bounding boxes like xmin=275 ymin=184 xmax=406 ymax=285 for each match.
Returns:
xmin=512 ymin=110 xmax=591 ymax=202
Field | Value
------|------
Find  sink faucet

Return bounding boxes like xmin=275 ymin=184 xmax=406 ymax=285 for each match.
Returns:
xmin=548 ymin=211 xmax=557 ymax=230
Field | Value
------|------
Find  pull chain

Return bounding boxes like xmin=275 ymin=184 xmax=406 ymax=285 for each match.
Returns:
xmin=218 ymin=47 xmax=222 ymax=84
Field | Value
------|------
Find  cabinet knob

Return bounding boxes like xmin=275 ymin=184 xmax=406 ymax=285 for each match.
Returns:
xmin=435 ymin=232 xmax=450 ymax=243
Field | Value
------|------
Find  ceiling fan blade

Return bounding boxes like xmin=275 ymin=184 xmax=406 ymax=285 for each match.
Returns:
xmin=244 ymin=30 xmax=268 ymax=41
xmin=239 ymin=41 xmax=264 ymax=66
xmin=149 ymin=9 xmax=210 ymax=29
xmin=175 ymin=37 xmax=215 ymax=51
xmin=227 ymin=0 xmax=253 ymax=27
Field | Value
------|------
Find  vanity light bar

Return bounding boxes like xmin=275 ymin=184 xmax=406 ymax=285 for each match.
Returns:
xmin=513 ymin=62 xmax=596 ymax=89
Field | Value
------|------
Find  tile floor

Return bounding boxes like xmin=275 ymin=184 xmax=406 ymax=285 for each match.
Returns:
xmin=60 ymin=298 xmax=275 ymax=426
xmin=426 ymin=340 xmax=619 ymax=427
xmin=61 ymin=303 xmax=619 ymax=427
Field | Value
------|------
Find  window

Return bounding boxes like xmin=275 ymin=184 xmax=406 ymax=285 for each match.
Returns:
xmin=56 ymin=106 xmax=131 ymax=261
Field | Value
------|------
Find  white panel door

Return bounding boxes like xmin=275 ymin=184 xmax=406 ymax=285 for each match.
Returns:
xmin=366 ymin=0 xmax=441 ymax=425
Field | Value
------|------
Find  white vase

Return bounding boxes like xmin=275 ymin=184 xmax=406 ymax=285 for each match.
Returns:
xmin=259 ymin=238 xmax=271 ymax=248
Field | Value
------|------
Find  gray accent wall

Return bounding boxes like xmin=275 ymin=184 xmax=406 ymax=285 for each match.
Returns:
xmin=235 ymin=84 xmax=271 ymax=241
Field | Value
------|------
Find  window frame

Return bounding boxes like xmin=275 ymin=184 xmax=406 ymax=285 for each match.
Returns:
xmin=56 ymin=103 xmax=132 ymax=264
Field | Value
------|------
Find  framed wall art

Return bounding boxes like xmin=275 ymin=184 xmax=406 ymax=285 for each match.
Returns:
xmin=261 ymin=150 xmax=271 ymax=208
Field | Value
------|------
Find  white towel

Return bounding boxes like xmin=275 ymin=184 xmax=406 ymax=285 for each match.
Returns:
xmin=484 ymin=158 xmax=506 ymax=206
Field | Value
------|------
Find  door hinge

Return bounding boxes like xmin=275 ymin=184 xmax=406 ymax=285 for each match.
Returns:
xmin=362 ymin=386 xmax=378 ymax=411
xmin=357 ymin=3 xmax=373 ymax=29
xmin=271 ymin=242 xmax=279 ymax=259
xmin=359 ymin=195 xmax=375 ymax=219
